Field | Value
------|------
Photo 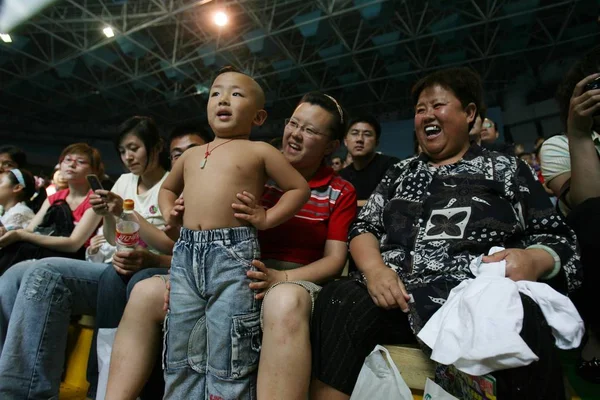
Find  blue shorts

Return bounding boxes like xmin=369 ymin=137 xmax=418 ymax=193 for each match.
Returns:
xmin=163 ymin=226 xmax=261 ymax=400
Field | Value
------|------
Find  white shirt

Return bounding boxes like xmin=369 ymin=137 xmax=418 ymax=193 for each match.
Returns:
xmin=0 ymin=202 xmax=35 ymax=230
xmin=111 ymin=172 xmax=169 ymax=230
xmin=417 ymin=248 xmax=584 ymax=376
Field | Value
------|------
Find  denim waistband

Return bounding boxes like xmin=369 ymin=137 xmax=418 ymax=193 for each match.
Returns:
xmin=179 ymin=226 xmax=257 ymax=244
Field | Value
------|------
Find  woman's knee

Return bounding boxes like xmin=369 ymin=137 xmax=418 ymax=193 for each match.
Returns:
xmin=127 ymin=277 xmax=167 ymax=322
xmin=263 ymin=284 xmax=311 ymax=333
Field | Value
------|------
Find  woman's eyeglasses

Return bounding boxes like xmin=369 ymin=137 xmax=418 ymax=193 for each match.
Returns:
xmin=285 ymin=118 xmax=327 ymax=138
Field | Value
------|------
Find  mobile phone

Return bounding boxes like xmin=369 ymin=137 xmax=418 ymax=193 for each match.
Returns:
xmin=86 ymin=174 xmax=104 ymax=192
xmin=585 ymin=76 xmax=600 ymax=92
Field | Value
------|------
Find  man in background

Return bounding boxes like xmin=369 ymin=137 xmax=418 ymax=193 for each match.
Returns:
xmin=340 ymin=115 xmax=399 ymax=208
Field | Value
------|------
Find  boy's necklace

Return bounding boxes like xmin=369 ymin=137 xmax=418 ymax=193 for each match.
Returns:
xmin=201 ymin=139 xmax=236 ymax=169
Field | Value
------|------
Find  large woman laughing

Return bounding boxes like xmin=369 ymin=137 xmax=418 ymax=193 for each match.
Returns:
xmin=310 ymin=67 xmax=581 ymax=400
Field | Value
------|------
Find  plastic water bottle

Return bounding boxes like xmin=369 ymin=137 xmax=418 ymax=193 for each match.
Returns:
xmin=116 ymin=199 xmax=140 ymax=252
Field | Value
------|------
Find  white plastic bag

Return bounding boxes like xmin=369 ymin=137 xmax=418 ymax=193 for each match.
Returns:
xmin=424 ymin=378 xmax=459 ymax=400
xmin=350 ymin=345 xmax=413 ymax=400
xmin=95 ymin=327 xmax=117 ymax=400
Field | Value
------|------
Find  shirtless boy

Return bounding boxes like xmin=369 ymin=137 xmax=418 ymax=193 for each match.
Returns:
xmin=158 ymin=67 xmax=310 ymax=399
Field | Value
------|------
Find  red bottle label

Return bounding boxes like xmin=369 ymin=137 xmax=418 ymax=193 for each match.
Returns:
xmin=116 ymin=231 xmax=139 ymax=247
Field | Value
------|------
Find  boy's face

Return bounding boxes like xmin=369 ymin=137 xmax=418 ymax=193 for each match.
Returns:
xmin=207 ymin=72 xmax=266 ymax=137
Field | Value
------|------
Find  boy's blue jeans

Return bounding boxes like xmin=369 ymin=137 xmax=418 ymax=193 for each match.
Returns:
xmin=164 ymin=227 xmax=261 ymax=400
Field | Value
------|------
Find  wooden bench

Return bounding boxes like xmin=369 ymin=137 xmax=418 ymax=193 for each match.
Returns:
xmin=384 ymin=345 xmax=581 ymax=400
xmin=384 ymin=344 xmax=435 ymax=392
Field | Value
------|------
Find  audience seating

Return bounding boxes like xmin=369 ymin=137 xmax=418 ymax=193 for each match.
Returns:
xmin=59 ymin=315 xmax=95 ymax=400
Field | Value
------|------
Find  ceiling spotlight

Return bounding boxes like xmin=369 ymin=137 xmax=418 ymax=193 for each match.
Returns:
xmin=0 ymin=33 xmax=12 ymax=43
xmin=214 ymin=11 xmax=228 ymax=27
xmin=103 ymin=27 xmax=115 ymax=38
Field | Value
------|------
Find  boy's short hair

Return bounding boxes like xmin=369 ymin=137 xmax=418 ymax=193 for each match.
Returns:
xmin=346 ymin=115 xmax=382 ymax=142
xmin=59 ymin=143 xmax=105 ymax=177
xmin=298 ymin=92 xmax=347 ymax=142
xmin=0 ymin=145 xmax=27 ymax=167
xmin=411 ymin=67 xmax=483 ymax=132
xmin=168 ymin=125 xmax=213 ymax=146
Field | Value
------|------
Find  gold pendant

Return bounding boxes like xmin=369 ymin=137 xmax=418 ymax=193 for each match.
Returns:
xmin=201 ymin=157 xmax=207 ymax=169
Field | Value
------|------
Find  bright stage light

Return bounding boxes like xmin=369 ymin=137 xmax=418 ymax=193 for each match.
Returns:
xmin=214 ymin=11 xmax=228 ymax=27
xmin=103 ymin=27 xmax=115 ymax=38
xmin=0 ymin=33 xmax=12 ymax=43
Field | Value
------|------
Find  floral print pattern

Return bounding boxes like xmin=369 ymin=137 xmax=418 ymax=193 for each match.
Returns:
xmin=349 ymin=145 xmax=582 ymax=294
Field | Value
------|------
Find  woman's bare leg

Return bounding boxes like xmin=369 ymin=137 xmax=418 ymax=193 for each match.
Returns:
xmin=257 ymin=284 xmax=312 ymax=400
xmin=310 ymin=379 xmax=350 ymax=400
xmin=105 ymin=277 xmax=167 ymax=400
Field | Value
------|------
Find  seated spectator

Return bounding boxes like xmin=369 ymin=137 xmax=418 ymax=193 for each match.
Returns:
xmin=86 ymin=116 xmax=173 ymax=396
xmin=331 ymin=155 xmax=343 ymax=172
xmin=480 ymin=117 xmax=515 ymax=155
xmin=46 ymin=168 xmax=68 ymax=197
xmin=340 ymin=114 xmax=399 ymax=208
xmin=539 ymin=45 xmax=600 ymax=383
xmin=0 ymin=146 xmax=26 ymax=173
xmin=342 ymin=151 xmax=353 ymax=168
xmin=0 ymin=169 xmax=36 ymax=232
xmin=0 ymin=118 xmax=182 ymax=399
xmin=514 ymin=143 xmax=525 ymax=156
xmin=0 ymin=145 xmax=46 ymax=212
xmin=468 ymin=107 xmax=484 ymax=144
xmin=534 ymin=136 xmax=546 ymax=153
xmin=167 ymin=124 xmax=213 ymax=162
xmin=518 ymin=152 xmax=535 ymax=167
xmin=0 ymin=143 xmax=104 ymax=275
xmin=310 ymin=67 xmax=581 ymax=400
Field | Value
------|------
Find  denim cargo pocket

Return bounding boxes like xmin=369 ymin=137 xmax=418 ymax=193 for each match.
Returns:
xmin=188 ymin=315 xmax=208 ymax=374
xmin=230 ymin=310 xmax=262 ymax=378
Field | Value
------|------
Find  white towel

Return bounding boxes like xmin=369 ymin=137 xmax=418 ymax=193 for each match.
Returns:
xmin=417 ymin=247 xmax=584 ymax=376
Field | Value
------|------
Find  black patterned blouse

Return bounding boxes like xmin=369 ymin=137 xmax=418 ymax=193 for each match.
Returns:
xmin=349 ymin=145 xmax=582 ymax=294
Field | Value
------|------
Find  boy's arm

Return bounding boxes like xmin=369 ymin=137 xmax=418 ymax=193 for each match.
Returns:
xmin=134 ymin=211 xmax=175 ymax=255
xmin=259 ymin=143 xmax=310 ymax=229
xmin=158 ymin=151 xmax=186 ymax=224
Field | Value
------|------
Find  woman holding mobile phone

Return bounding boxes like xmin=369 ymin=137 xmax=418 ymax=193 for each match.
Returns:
xmin=0 ymin=143 xmax=104 ymax=275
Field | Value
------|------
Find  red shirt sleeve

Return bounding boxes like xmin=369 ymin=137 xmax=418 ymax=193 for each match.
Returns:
xmin=327 ymin=181 xmax=357 ymax=241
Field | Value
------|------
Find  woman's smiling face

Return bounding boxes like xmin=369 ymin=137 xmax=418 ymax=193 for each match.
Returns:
xmin=414 ymin=84 xmax=475 ymax=165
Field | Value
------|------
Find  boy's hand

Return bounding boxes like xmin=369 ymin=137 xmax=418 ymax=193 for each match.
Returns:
xmin=165 ymin=197 xmax=185 ymax=229
xmin=232 ymin=191 xmax=269 ymax=230
xmin=90 ymin=190 xmax=123 ymax=217
xmin=247 ymin=259 xmax=287 ymax=300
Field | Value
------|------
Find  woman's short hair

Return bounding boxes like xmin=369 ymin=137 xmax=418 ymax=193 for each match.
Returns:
xmin=556 ymin=45 xmax=600 ymax=130
xmin=7 ymin=168 xmax=36 ymax=204
xmin=298 ymin=92 xmax=347 ymax=142
xmin=0 ymin=145 xmax=27 ymax=167
xmin=411 ymin=67 xmax=484 ymax=131
xmin=59 ymin=143 xmax=105 ymax=178
xmin=116 ymin=116 xmax=170 ymax=171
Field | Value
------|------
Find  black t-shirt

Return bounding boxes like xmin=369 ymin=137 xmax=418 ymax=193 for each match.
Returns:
xmin=340 ymin=153 xmax=400 ymax=201
xmin=482 ymin=142 xmax=515 ymax=156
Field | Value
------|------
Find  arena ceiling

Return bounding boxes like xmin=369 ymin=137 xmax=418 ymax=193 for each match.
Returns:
xmin=0 ymin=0 xmax=598 ymax=139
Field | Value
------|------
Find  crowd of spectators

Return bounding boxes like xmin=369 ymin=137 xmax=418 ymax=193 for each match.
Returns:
xmin=0 ymin=44 xmax=597 ymax=400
